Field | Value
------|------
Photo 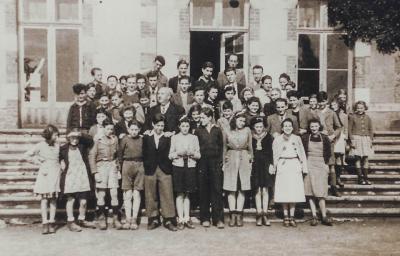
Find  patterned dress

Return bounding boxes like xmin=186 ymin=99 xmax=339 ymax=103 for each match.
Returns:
xmin=63 ymin=149 xmax=90 ymax=194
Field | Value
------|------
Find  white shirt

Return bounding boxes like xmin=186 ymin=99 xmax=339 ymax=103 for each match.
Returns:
xmin=152 ymin=132 xmax=164 ymax=149
xmin=160 ymin=101 xmax=170 ymax=115
xmin=149 ymin=87 xmax=158 ymax=107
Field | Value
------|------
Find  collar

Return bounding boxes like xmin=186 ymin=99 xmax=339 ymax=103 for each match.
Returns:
xmin=160 ymin=101 xmax=170 ymax=109
xmin=149 ymin=130 xmax=164 ymax=137
xmin=199 ymin=76 xmax=214 ymax=82
xmin=252 ymin=130 xmax=267 ymax=141
xmin=75 ymin=100 xmax=87 ymax=107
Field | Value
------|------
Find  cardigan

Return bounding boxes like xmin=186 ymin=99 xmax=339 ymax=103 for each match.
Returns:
xmin=169 ymin=133 xmax=201 ymax=167
xmin=195 ymin=125 xmax=224 ymax=160
xmin=301 ymin=133 xmax=332 ymax=164
xmin=348 ymin=113 xmax=373 ymax=139
xmin=88 ymin=135 xmax=118 ymax=174
xmin=66 ymin=101 xmax=97 ymax=133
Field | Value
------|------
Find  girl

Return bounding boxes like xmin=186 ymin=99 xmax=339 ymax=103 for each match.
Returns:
xmin=240 ymin=88 xmax=254 ymax=109
xmin=250 ymin=117 xmax=273 ymax=226
xmin=195 ymin=107 xmax=225 ymax=228
xmin=336 ymin=89 xmax=351 ymax=114
xmin=25 ymin=125 xmax=61 ymax=234
xmin=223 ymin=113 xmax=253 ymax=227
xmin=302 ymin=119 xmax=333 ymax=226
xmin=243 ymin=97 xmax=263 ymax=126
xmin=278 ymin=73 xmax=291 ymax=99
xmin=331 ymin=99 xmax=348 ymax=188
xmin=89 ymin=119 xmax=121 ymax=230
xmin=97 ymin=93 xmax=111 ymax=112
xmin=217 ymin=101 xmax=234 ymax=134
xmin=122 ymin=74 xmax=139 ymax=106
xmin=188 ymin=104 xmax=202 ymax=134
xmin=118 ymin=121 xmax=144 ymax=230
xmin=169 ymin=117 xmax=201 ymax=229
xmin=89 ymin=108 xmax=109 ymax=141
xmin=308 ymin=94 xmax=319 ymax=116
xmin=87 ymin=83 xmax=98 ymax=104
xmin=204 ymin=85 xmax=220 ymax=120
xmin=349 ymin=101 xmax=374 ymax=185
xmin=271 ymin=118 xmax=307 ymax=227
xmin=220 ymin=85 xmax=243 ymax=114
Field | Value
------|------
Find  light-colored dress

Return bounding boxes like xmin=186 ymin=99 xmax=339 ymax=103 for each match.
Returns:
xmin=25 ymin=142 xmax=61 ymax=196
xmin=273 ymin=134 xmax=307 ymax=203
xmin=304 ymin=135 xmax=329 ymax=198
xmin=64 ymin=149 xmax=90 ymax=194
xmin=223 ymin=127 xmax=253 ymax=191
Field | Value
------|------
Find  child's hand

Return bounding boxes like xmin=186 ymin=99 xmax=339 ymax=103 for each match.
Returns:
xmin=94 ymin=173 xmax=102 ymax=183
xmin=164 ymin=131 xmax=174 ymax=137
xmin=119 ymin=133 xmax=126 ymax=139
xmin=328 ymin=134 xmax=336 ymax=141
xmin=269 ymin=165 xmax=276 ymax=175
xmin=60 ymin=161 xmax=66 ymax=171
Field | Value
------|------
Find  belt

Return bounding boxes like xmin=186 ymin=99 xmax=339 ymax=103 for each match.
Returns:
xmin=123 ymin=157 xmax=143 ymax=162
xmin=97 ymin=158 xmax=115 ymax=162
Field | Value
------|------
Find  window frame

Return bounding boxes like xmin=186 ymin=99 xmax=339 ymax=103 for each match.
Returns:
xmin=189 ymin=0 xmax=250 ymax=32
xmin=296 ymin=0 xmax=353 ymax=100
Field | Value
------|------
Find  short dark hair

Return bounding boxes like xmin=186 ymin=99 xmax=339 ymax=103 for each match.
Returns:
xmin=154 ymin=55 xmax=166 ymax=66
xmin=188 ymin=104 xmax=203 ymax=119
xmin=177 ymin=59 xmax=189 ymax=68
xmin=110 ymin=91 xmax=123 ymax=98
xmin=252 ymin=65 xmax=263 ymax=72
xmin=136 ymin=73 xmax=146 ymax=82
xmin=317 ymin=91 xmax=328 ymax=102
xmin=275 ymin=98 xmax=288 ymax=105
xmin=120 ymin=105 xmax=136 ymax=118
xmin=202 ymin=61 xmax=214 ymax=70
xmin=353 ymin=100 xmax=368 ymax=111
xmin=152 ymin=113 xmax=165 ymax=125
xmin=250 ymin=117 xmax=266 ymax=129
xmin=281 ymin=118 xmax=294 ymax=129
xmin=107 ymin=75 xmax=118 ymax=81
xmin=193 ymin=86 xmax=205 ymax=95
xmin=119 ymin=75 xmax=127 ymax=82
xmin=42 ymin=124 xmax=59 ymax=146
xmin=178 ymin=116 xmax=191 ymax=126
xmin=308 ymin=118 xmax=324 ymax=132
xmin=230 ymin=113 xmax=247 ymax=130
xmin=90 ymin=67 xmax=101 ymax=76
xmin=86 ymin=82 xmax=96 ymax=89
xmin=286 ymin=90 xmax=300 ymax=99
xmin=224 ymin=67 xmax=236 ymax=75
xmin=99 ymin=93 xmax=110 ymax=99
xmin=138 ymin=89 xmax=150 ymax=99
xmin=126 ymin=74 xmax=136 ymax=80
xmin=223 ymin=85 xmax=236 ymax=95
xmin=128 ymin=120 xmax=142 ymax=129
xmin=201 ymin=107 xmax=214 ymax=119
xmin=103 ymin=119 xmax=114 ymax=127
xmin=72 ymin=83 xmax=87 ymax=94
xmin=279 ymin=73 xmax=291 ymax=81
xmin=147 ymin=71 xmax=158 ymax=79
xmin=222 ymin=100 xmax=233 ymax=111
xmin=261 ymin=75 xmax=272 ymax=84
xmin=178 ymin=75 xmax=190 ymax=84
xmin=246 ymin=97 xmax=262 ymax=114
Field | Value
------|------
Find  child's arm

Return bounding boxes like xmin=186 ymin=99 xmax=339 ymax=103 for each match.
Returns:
xmin=191 ymin=136 xmax=201 ymax=160
xmin=246 ymin=128 xmax=253 ymax=162
xmin=88 ymin=140 xmax=99 ymax=175
xmin=168 ymin=136 xmax=179 ymax=160
xmin=24 ymin=143 xmax=43 ymax=165
xmin=348 ymin=115 xmax=354 ymax=141
xmin=117 ymin=138 xmax=126 ymax=165
xmin=332 ymin=112 xmax=343 ymax=139
xmin=368 ymin=115 xmax=374 ymax=140
xmin=297 ymin=136 xmax=308 ymax=174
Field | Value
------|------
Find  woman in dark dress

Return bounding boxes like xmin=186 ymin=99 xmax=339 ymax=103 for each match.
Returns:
xmin=250 ymin=117 xmax=274 ymax=226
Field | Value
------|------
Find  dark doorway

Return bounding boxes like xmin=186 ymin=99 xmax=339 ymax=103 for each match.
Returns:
xmin=190 ymin=32 xmax=221 ymax=81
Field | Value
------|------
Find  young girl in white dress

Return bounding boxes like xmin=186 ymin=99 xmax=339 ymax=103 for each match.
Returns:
xmin=25 ymin=125 xmax=61 ymax=235
xmin=271 ymin=118 xmax=307 ymax=227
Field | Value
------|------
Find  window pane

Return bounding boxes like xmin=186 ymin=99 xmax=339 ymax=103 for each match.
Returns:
xmin=327 ymin=70 xmax=347 ymax=99
xmin=327 ymin=34 xmax=348 ymax=69
xmin=223 ymin=0 xmax=244 ymax=27
xmin=298 ymin=0 xmax=320 ymax=28
xmin=55 ymin=0 xmax=79 ymax=21
xmin=192 ymin=0 xmax=215 ymax=26
xmin=298 ymin=70 xmax=319 ymax=97
xmin=224 ymin=33 xmax=244 ymax=69
xmin=56 ymin=29 xmax=79 ymax=102
xmin=24 ymin=28 xmax=48 ymax=102
xmin=23 ymin=0 xmax=47 ymax=21
xmin=298 ymin=34 xmax=320 ymax=68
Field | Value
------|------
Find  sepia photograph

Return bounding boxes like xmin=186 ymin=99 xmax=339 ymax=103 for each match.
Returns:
xmin=0 ymin=0 xmax=399 ymax=255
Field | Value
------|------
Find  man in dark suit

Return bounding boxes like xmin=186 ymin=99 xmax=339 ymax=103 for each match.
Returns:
xmin=266 ymin=98 xmax=299 ymax=138
xmin=145 ymin=87 xmax=185 ymax=134
xmin=168 ymin=59 xmax=193 ymax=93
xmin=142 ymin=113 xmax=177 ymax=231
xmin=172 ymin=75 xmax=194 ymax=113
xmin=222 ymin=67 xmax=246 ymax=101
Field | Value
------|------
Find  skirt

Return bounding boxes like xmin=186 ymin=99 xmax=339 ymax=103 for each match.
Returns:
xmin=274 ymin=158 xmax=305 ymax=203
xmin=251 ymin=152 xmax=274 ymax=189
xmin=352 ymin=135 xmax=373 ymax=157
xmin=304 ymin=156 xmax=329 ymax=198
xmin=34 ymin=161 xmax=61 ymax=195
xmin=96 ymin=161 xmax=119 ymax=189
xmin=334 ymin=132 xmax=346 ymax=154
xmin=172 ymin=166 xmax=197 ymax=193
xmin=223 ymin=150 xmax=252 ymax=192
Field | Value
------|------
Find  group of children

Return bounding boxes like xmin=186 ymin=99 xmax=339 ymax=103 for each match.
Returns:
xmin=25 ymin=55 xmax=374 ymax=234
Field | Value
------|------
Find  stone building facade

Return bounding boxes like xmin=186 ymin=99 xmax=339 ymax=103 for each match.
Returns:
xmin=0 ymin=0 xmax=399 ymax=130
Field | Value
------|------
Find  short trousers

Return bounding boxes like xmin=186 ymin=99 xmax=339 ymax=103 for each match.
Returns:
xmin=95 ymin=161 xmax=119 ymax=189
xmin=121 ymin=160 xmax=144 ymax=190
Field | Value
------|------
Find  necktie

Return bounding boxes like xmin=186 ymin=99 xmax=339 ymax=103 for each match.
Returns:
xmin=161 ymin=105 xmax=166 ymax=114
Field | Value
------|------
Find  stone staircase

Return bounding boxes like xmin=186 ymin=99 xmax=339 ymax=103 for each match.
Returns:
xmin=0 ymin=129 xmax=400 ymax=223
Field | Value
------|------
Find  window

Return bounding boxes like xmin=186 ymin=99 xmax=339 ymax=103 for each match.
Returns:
xmin=19 ymin=0 xmax=81 ymax=103
xmin=190 ymin=0 xmax=249 ymax=31
xmin=297 ymin=0 xmax=351 ymax=99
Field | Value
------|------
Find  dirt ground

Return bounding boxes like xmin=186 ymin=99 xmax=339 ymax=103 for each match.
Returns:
xmin=1 ymin=219 xmax=400 ymax=256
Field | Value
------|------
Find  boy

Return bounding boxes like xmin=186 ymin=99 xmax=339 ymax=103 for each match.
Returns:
xmin=168 ymin=59 xmax=192 ymax=93
xmin=263 ymin=88 xmax=281 ymax=117
xmin=191 ymin=86 xmax=212 ymax=109
xmin=60 ymin=130 xmax=96 ymax=232
xmin=145 ymin=55 xmax=168 ymax=88
xmin=136 ymin=73 xmax=147 ymax=93
xmin=204 ymin=84 xmax=220 ymax=120
xmin=89 ymin=120 xmax=122 ymax=230
xmin=115 ymin=106 xmax=137 ymax=139
xmin=193 ymin=61 xmax=219 ymax=92
xmin=217 ymin=54 xmax=247 ymax=87
xmin=287 ymin=90 xmax=317 ymax=135
xmin=147 ymin=71 xmax=160 ymax=108
xmin=118 ymin=121 xmax=144 ymax=230
xmin=122 ymin=74 xmax=139 ymax=105
xmin=109 ymin=91 xmax=124 ymax=124
xmin=105 ymin=75 xmax=120 ymax=96
xmin=143 ymin=114 xmax=177 ymax=231
xmin=172 ymin=75 xmax=194 ymax=113
xmin=66 ymin=83 xmax=97 ymax=134
xmin=249 ymin=65 xmax=263 ymax=91
xmin=317 ymin=91 xmax=342 ymax=197
xmin=223 ymin=67 xmax=245 ymax=100
xmin=254 ymin=75 xmax=273 ymax=106
xmin=90 ymin=67 xmax=105 ymax=100
xmin=266 ymin=98 xmax=299 ymax=138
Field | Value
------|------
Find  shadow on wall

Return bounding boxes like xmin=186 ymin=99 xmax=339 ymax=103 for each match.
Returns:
xmin=390 ymin=120 xmax=400 ymax=131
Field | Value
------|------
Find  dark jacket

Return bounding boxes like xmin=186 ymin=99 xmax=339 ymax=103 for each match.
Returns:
xmin=301 ymin=133 xmax=332 ymax=164
xmin=195 ymin=126 xmax=224 ymax=161
xmin=66 ymin=101 xmax=97 ymax=133
xmin=145 ymin=102 xmax=185 ymax=132
xmin=142 ymin=134 xmax=172 ymax=175
xmin=59 ymin=134 xmax=94 ymax=193
xmin=168 ymin=76 xmax=194 ymax=93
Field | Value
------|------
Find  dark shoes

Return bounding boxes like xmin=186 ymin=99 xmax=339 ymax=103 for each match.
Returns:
xmin=262 ymin=214 xmax=271 ymax=226
xmin=42 ymin=224 xmax=49 ymax=235
xmin=229 ymin=212 xmax=236 ymax=227
xmin=321 ymin=217 xmax=333 ymax=226
xmin=147 ymin=221 xmax=161 ymax=230
xmin=216 ymin=221 xmax=225 ymax=229
xmin=185 ymin=220 xmax=195 ymax=229
xmin=283 ymin=218 xmax=290 ymax=227
xmin=67 ymin=221 xmax=82 ymax=232
xmin=78 ymin=220 xmax=96 ymax=229
xmin=236 ymin=212 xmax=243 ymax=227
xmin=330 ymin=186 xmax=341 ymax=197
xmin=310 ymin=217 xmax=318 ymax=226
xmin=256 ymin=214 xmax=263 ymax=226
xmin=48 ymin=223 xmax=56 ymax=234
xmin=177 ymin=222 xmax=185 ymax=230
xmin=164 ymin=221 xmax=177 ymax=232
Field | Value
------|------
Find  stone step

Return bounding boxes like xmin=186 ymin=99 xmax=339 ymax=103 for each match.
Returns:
xmin=339 ymin=174 xmax=400 ymax=184
xmin=373 ymin=146 xmax=400 ymax=154
xmin=374 ymin=131 xmax=400 ymax=137
xmin=369 ymin=155 xmax=400 ymax=162
xmin=373 ymin=139 xmax=400 ymax=145
xmin=326 ymin=195 xmax=400 ymax=208
xmin=0 ymin=196 xmax=40 ymax=209
xmin=0 ymin=165 xmax=38 ymax=173
xmin=340 ymin=184 xmax=400 ymax=195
